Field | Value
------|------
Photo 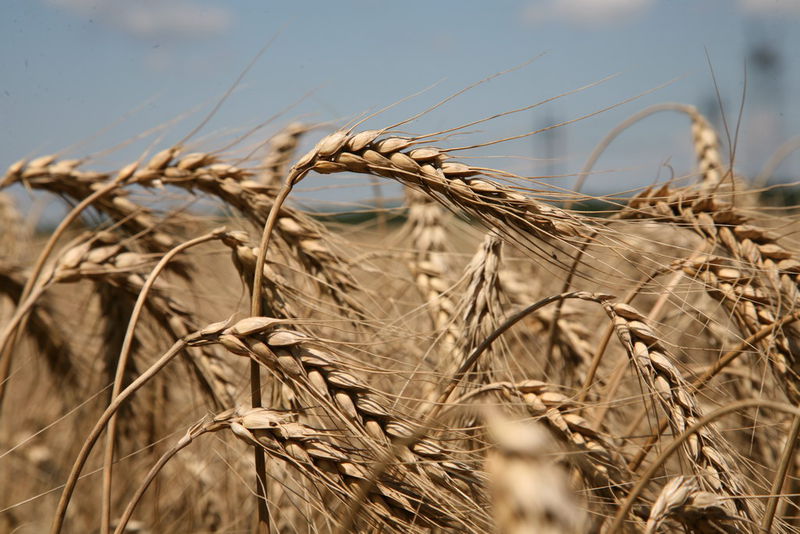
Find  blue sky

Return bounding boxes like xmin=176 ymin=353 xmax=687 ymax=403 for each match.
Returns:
xmin=2 ymin=0 xmax=799 ymax=211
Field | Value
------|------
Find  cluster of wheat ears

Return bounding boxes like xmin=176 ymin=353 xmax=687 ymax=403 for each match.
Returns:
xmin=3 ymin=88 xmax=800 ymax=534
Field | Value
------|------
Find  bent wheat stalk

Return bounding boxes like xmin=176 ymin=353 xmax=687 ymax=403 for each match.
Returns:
xmin=100 ymin=229 xmax=226 ymax=534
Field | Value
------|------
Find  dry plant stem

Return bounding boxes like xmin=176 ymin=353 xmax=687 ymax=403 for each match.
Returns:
xmin=99 ymin=231 xmax=222 ymax=534
xmin=544 ymin=233 xmax=595 ymax=368
xmin=252 ymin=179 xmax=298 ymax=316
xmin=50 ymin=338 xmax=189 ymax=534
xmin=762 ymin=415 xmax=800 ymax=533
xmin=112 ymin=444 xmax=188 ymax=534
xmin=112 ymin=419 xmax=214 ymax=534
xmin=335 ymin=290 xmax=596 ymax=534
xmin=577 ymin=323 xmax=615 ymax=405
xmin=607 ymin=399 xmax=800 ymax=534
xmin=249 ymin=359 xmax=268 ymax=534
xmin=249 ymin=178 xmax=299 ymax=534
xmin=694 ymin=308 xmax=800 ymax=387
xmin=628 ymin=307 xmax=800 ymax=472
xmin=0 ymin=177 xmax=125 ymax=410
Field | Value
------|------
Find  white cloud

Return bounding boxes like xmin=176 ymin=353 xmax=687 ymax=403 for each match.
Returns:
xmin=740 ymin=0 xmax=800 ymax=16
xmin=523 ymin=0 xmax=655 ymax=28
xmin=47 ymin=0 xmax=232 ymax=40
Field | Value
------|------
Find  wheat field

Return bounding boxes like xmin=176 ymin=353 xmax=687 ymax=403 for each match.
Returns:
xmin=2 ymin=97 xmax=800 ymax=534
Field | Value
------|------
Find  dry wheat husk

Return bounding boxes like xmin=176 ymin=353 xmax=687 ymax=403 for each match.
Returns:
xmin=0 ymin=261 xmax=78 ymax=393
xmin=601 ymin=299 xmax=757 ymax=527
xmin=486 ymin=414 xmax=587 ymax=534
xmin=404 ymin=188 xmax=462 ymax=377
xmin=291 ymin=129 xmax=590 ymax=245
xmin=260 ymin=122 xmax=309 ymax=187
xmin=2 ymin=156 xmax=178 ymax=251
xmin=0 ymin=193 xmax=25 ymax=258
xmin=224 ymin=406 xmax=473 ymax=532
xmin=40 ymin=232 xmax=241 ymax=407
xmin=689 ymin=109 xmax=725 ymax=190
xmin=189 ymin=317 xmax=487 ymax=510
xmin=644 ymin=476 xmax=743 ymax=534
xmin=151 ymin=151 xmax=364 ymax=316
xmin=475 ymin=380 xmax=633 ymax=521
xmin=620 ymin=185 xmax=800 ymax=401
